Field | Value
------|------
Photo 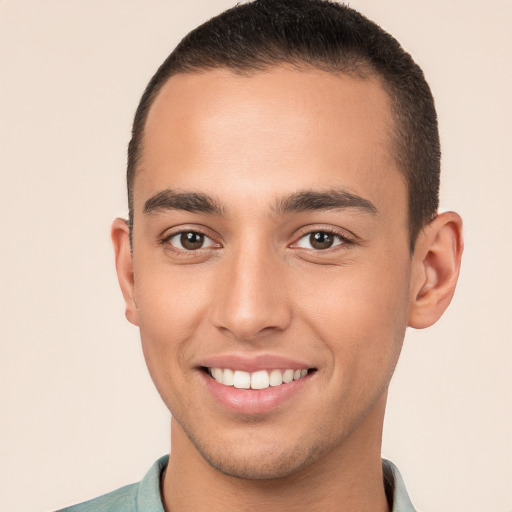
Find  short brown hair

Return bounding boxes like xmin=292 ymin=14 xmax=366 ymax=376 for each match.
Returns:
xmin=127 ymin=0 xmax=440 ymax=250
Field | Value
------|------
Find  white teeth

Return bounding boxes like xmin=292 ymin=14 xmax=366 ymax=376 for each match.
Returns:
xmin=208 ymin=367 xmax=310 ymax=389
xmin=251 ymin=370 xmax=270 ymax=389
xmin=233 ymin=370 xmax=251 ymax=389
xmin=211 ymin=367 xmax=223 ymax=383
xmin=282 ymin=369 xmax=294 ymax=383
xmin=223 ymin=368 xmax=234 ymax=386
xmin=269 ymin=369 xmax=283 ymax=386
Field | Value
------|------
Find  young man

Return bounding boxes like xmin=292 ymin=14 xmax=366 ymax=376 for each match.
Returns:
xmin=59 ymin=0 xmax=463 ymax=510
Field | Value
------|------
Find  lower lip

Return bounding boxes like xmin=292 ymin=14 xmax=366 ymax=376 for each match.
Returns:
xmin=199 ymin=370 xmax=313 ymax=414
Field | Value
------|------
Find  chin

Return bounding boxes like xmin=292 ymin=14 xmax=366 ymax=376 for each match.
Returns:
xmin=184 ymin=423 xmax=334 ymax=481
xmin=199 ymin=444 xmax=316 ymax=480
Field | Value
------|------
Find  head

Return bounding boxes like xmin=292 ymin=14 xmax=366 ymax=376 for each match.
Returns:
xmin=113 ymin=0 xmax=462 ymax=482
xmin=127 ymin=0 xmax=441 ymax=251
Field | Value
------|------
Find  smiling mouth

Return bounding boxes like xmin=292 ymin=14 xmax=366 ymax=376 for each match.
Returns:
xmin=204 ymin=367 xmax=316 ymax=390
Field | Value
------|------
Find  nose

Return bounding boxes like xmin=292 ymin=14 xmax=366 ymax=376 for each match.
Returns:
xmin=208 ymin=246 xmax=292 ymax=342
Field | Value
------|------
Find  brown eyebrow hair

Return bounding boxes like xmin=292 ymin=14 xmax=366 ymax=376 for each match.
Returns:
xmin=143 ymin=187 xmax=377 ymax=218
xmin=273 ymin=189 xmax=377 ymax=215
xmin=143 ymin=189 xmax=225 ymax=216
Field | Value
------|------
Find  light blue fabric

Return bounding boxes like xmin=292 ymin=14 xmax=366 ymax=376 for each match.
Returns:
xmin=383 ymin=459 xmax=417 ymax=512
xmin=56 ymin=456 xmax=416 ymax=511
xmin=55 ymin=456 xmax=167 ymax=512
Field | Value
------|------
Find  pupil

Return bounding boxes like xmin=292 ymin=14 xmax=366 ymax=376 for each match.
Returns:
xmin=310 ymin=232 xmax=333 ymax=249
xmin=181 ymin=232 xmax=204 ymax=250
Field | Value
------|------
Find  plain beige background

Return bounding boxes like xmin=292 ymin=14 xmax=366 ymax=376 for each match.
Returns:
xmin=1 ymin=1 xmax=510 ymax=511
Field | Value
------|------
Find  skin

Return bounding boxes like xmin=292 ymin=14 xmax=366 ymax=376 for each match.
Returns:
xmin=112 ymin=67 xmax=463 ymax=511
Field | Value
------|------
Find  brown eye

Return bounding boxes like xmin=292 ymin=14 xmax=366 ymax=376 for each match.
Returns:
xmin=167 ymin=231 xmax=216 ymax=251
xmin=294 ymin=230 xmax=345 ymax=250
xmin=309 ymin=232 xmax=334 ymax=249
xmin=180 ymin=232 xmax=204 ymax=250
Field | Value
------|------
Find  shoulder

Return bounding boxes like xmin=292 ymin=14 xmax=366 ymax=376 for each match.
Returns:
xmin=55 ymin=483 xmax=138 ymax=512
xmin=54 ymin=455 xmax=169 ymax=512
xmin=382 ymin=459 xmax=418 ymax=512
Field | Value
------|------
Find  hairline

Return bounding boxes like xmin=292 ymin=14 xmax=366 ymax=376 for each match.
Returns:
xmin=129 ymin=61 xmax=417 ymax=250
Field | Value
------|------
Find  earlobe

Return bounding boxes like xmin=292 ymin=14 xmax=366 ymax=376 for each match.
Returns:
xmin=408 ymin=212 xmax=464 ymax=329
xmin=111 ymin=218 xmax=139 ymax=326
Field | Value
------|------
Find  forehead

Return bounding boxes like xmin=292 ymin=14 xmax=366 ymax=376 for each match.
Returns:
xmin=135 ymin=67 xmax=404 ymax=215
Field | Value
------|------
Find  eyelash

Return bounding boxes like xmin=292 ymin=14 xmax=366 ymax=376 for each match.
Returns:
xmin=160 ymin=228 xmax=219 ymax=254
xmin=160 ymin=227 xmax=355 ymax=254
xmin=291 ymin=228 xmax=354 ymax=251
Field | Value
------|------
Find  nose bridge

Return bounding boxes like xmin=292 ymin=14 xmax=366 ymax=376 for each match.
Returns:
xmin=209 ymin=237 xmax=291 ymax=340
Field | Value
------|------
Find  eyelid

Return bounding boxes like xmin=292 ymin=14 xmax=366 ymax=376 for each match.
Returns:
xmin=290 ymin=226 xmax=357 ymax=249
xmin=169 ymin=232 xmax=218 ymax=250
xmin=160 ymin=225 xmax=223 ymax=251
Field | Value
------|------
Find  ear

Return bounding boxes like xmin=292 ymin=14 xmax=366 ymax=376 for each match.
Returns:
xmin=111 ymin=218 xmax=139 ymax=326
xmin=408 ymin=211 xmax=464 ymax=329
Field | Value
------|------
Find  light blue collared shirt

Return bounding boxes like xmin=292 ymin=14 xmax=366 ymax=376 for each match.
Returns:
xmin=55 ymin=456 xmax=416 ymax=511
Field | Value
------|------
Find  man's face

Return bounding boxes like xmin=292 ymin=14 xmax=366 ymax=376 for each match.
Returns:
xmin=129 ymin=67 xmax=413 ymax=479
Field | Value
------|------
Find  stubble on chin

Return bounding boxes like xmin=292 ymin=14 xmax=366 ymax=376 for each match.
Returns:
xmin=174 ymin=414 xmax=349 ymax=482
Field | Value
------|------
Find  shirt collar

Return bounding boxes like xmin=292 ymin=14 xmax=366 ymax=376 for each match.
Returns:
xmin=137 ymin=455 xmax=416 ymax=512
xmin=383 ymin=458 xmax=417 ymax=512
xmin=136 ymin=455 xmax=168 ymax=512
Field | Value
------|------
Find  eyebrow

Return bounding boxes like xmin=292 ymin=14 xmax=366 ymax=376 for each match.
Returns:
xmin=273 ymin=189 xmax=378 ymax=215
xmin=143 ymin=189 xmax=225 ymax=216
xmin=143 ymin=187 xmax=377 ymax=218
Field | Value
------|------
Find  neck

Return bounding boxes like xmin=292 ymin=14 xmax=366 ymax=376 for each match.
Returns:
xmin=162 ymin=395 xmax=390 ymax=512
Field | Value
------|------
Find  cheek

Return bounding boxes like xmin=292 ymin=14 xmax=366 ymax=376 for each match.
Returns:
xmin=132 ymin=263 xmax=211 ymax=394
xmin=134 ymin=254 xmax=212 ymax=335
xmin=295 ymin=255 xmax=411 ymax=372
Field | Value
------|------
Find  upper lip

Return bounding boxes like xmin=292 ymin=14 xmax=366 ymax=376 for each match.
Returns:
xmin=197 ymin=353 xmax=314 ymax=372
